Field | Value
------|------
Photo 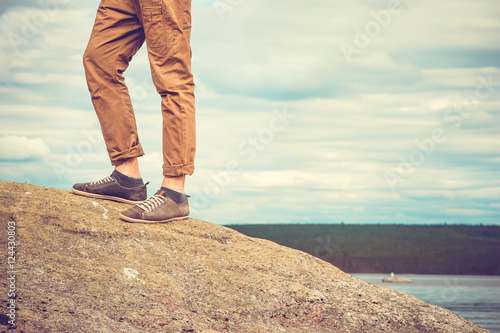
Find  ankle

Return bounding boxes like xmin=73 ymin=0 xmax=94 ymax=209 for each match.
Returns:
xmin=115 ymin=157 xmax=141 ymax=178
xmin=112 ymin=170 xmax=144 ymax=188
xmin=161 ymin=175 xmax=186 ymax=193
xmin=160 ymin=187 xmax=188 ymax=204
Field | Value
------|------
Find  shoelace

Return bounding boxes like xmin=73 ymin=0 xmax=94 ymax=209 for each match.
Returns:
xmin=137 ymin=195 xmax=167 ymax=213
xmin=90 ymin=176 xmax=114 ymax=185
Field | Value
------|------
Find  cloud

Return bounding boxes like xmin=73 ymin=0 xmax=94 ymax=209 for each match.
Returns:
xmin=0 ymin=0 xmax=82 ymax=17
xmin=0 ymin=135 xmax=50 ymax=160
xmin=445 ymin=208 xmax=491 ymax=216
xmin=0 ymin=0 xmax=499 ymax=225
xmin=192 ymin=0 xmax=500 ymax=101
xmin=0 ymin=0 xmax=39 ymax=16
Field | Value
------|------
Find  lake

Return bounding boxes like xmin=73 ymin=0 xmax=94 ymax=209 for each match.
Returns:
xmin=353 ymin=274 xmax=500 ymax=333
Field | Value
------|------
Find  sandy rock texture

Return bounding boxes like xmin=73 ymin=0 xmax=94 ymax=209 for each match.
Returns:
xmin=0 ymin=181 xmax=490 ymax=332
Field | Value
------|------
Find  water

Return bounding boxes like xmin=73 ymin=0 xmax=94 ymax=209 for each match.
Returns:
xmin=353 ymin=274 xmax=500 ymax=333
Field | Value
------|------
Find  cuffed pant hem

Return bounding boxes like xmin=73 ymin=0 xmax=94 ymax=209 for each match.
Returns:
xmin=110 ymin=144 xmax=145 ymax=166
xmin=163 ymin=162 xmax=194 ymax=177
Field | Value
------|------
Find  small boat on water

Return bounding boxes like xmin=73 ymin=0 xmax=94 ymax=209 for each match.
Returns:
xmin=382 ymin=272 xmax=413 ymax=283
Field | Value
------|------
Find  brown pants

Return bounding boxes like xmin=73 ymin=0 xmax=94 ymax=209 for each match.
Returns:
xmin=83 ymin=0 xmax=195 ymax=177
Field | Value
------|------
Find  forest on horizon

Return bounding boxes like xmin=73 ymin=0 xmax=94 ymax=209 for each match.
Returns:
xmin=226 ymin=224 xmax=500 ymax=275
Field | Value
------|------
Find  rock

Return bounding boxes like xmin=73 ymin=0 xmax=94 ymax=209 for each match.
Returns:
xmin=0 ymin=181 xmax=490 ymax=332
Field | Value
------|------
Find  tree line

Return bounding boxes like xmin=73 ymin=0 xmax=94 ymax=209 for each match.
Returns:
xmin=226 ymin=224 xmax=500 ymax=275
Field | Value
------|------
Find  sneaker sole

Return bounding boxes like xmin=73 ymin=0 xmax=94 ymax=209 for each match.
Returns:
xmin=71 ymin=188 xmax=145 ymax=205
xmin=119 ymin=214 xmax=189 ymax=224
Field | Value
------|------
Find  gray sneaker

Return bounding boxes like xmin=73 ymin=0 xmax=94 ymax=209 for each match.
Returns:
xmin=72 ymin=175 xmax=148 ymax=204
xmin=119 ymin=189 xmax=189 ymax=223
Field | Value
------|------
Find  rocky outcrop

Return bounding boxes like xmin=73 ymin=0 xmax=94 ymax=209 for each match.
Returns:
xmin=0 ymin=181 xmax=490 ymax=332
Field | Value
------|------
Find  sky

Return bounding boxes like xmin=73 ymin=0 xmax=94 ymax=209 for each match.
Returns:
xmin=0 ymin=0 xmax=499 ymax=225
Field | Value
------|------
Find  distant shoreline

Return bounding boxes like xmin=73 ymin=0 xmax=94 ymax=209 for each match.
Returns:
xmin=226 ymin=224 xmax=500 ymax=275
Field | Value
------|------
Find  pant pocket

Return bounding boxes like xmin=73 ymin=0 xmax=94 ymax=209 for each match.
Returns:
xmin=141 ymin=3 xmax=166 ymax=47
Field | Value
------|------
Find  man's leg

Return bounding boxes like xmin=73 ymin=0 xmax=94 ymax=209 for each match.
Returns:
xmin=119 ymin=0 xmax=195 ymax=223
xmin=72 ymin=0 xmax=148 ymax=204
xmin=83 ymin=0 xmax=146 ymax=167
xmin=140 ymin=0 xmax=196 ymax=180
